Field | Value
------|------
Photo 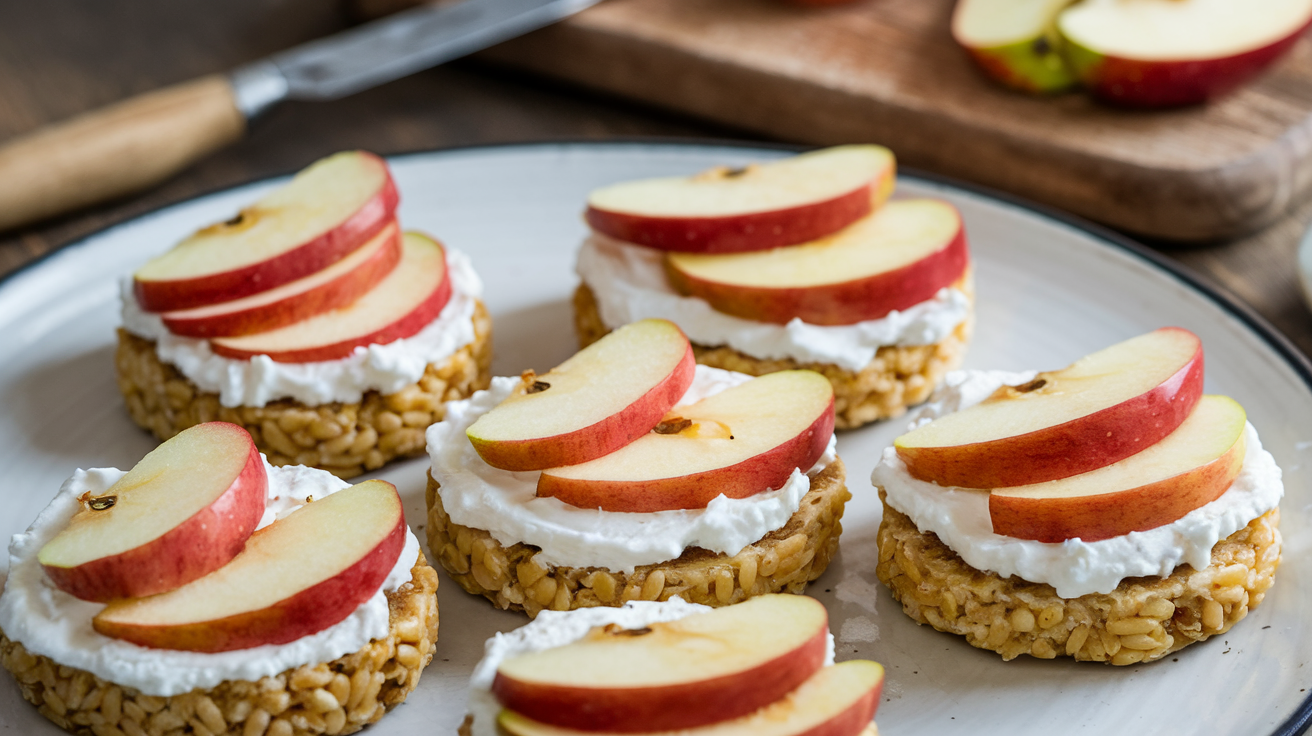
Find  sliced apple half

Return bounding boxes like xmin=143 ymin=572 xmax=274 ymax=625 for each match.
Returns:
xmin=92 ymin=479 xmax=406 ymax=653
xmin=493 ymin=595 xmax=829 ymax=732
xmin=209 ymin=231 xmax=451 ymax=363
xmin=498 ymin=659 xmax=884 ymax=736
xmin=467 ymin=319 xmax=695 ymax=472
xmin=1058 ymin=0 xmax=1312 ymax=107
xmin=39 ymin=422 xmax=266 ymax=603
xmin=990 ymin=395 xmax=1247 ymax=542
xmin=586 ymin=146 xmax=896 ymax=254
xmin=134 ymin=151 xmax=399 ymax=312
xmin=160 ymin=221 xmax=401 ymax=338
xmin=665 ymin=199 xmax=968 ymax=326
xmin=537 ymin=371 xmax=834 ymax=512
xmin=953 ymin=0 xmax=1078 ymax=93
xmin=895 ymin=327 xmax=1204 ymax=489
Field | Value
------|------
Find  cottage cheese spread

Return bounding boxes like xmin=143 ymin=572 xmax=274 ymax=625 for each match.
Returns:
xmin=871 ymin=369 xmax=1285 ymax=598
xmin=576 ymin=233 xmax=971 ymax=371
xmin=466 ymin=597 xmax=837 ymax=736
xmin=427 ymin=365 xmax=839 ymax=572
xmin=0 ymin=460 xmax=421 ymax=696
xmin=120 ymin=247 xmax=483 ymax=408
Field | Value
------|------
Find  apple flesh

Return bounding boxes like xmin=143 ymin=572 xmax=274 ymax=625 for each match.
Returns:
xmin=493 ymin=594 xmax=829 ymax=732
xmin=895 ymin=327 xmax=1204 ymax=489
xmin=209 ymin=231 xmax=451 ymax=363
xmin=665 ymin=199 xmax=968 ymax=326
xmin=1058 ymin=0 xmax=1312 ymax=107
xmin=92 ymin=479 xmax=405 ymax=653
xmin=537 ymin=370 xmax=834 ymax=513
xmin=160 ymin=221 xmax=401 ymax=338
xmin=990 ymin=395 xmax=1247 ymax=542
xmin=953 ymin=0 xmax=1078 ymax=93
xmin=498 ymin=659 xmax=884 ymax=736
xmin=467 ymin=319 xmax=695 ymax=472
xmin=38 ymin=422 xmax=266 ymax=603
xmin=134 ymin=151 xmax=399 ymax=312
xmin=586 ymin=146 xmax=896 ymax=254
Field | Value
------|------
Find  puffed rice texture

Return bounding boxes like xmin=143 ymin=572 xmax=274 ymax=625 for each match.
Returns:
xmin=427 ymin=460 xmax=850 ymax=617
xmin=1 ymin=553 xmax=440 ymax=736
xmin=115 ymin=302 xmax=492 ymax=479
xmin=875 ymin=493 xmax=1281 ymax=665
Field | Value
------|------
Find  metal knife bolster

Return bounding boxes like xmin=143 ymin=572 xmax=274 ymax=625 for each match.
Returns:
xmin=230 ymin=61 xmax=290 ymax=119
xmin=227 ymin=0 xmax=599 ymax=120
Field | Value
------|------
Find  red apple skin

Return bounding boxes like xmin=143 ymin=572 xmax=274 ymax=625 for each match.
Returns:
xmin=42 ymin=435 xmax=267 ymax=603
xmin=160 ymin=222 xmax=402 ymax=339
xmin=536 ymin=399 xmax=834 ymax=513
xmin=897 ymin=337 xmax=1204 ymax=489
xmin=133 ymin=156 xmax=400 ymax=312
xmin=471 ymin=344 xmax=697 ymax=472
xmin=586 ymin=176 xmax=893 ymax=255
xmin=208 ymin=248 xmax=453 ymax=363
xmin=492 ymin=624 xmax=828 ymax=732
xmin=665 ymin=221 xmax=969 ymax=326
xmin=989 ymin=432 xmax=1245 ymax=543
xmin=1067 ymin=17 xmax=1312 ymax=108
xmin=91 ymin=508 xmax=406 ymax=653
xmin=497 ymin=664 xmax=883 ymax=736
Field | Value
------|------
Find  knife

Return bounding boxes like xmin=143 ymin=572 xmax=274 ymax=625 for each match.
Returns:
xmin=0 ymin=0 xmax=599 ymax=232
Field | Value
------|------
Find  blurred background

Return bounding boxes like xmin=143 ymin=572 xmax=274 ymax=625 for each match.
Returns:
xmin=4 ymin=0 xmax=1312 ymax=354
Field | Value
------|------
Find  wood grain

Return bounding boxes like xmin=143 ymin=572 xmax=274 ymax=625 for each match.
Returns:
xmin=0 ymin=0 xmax=1310 ymax=361
xmin=481 ymin=0 xmax=1312 ymax=242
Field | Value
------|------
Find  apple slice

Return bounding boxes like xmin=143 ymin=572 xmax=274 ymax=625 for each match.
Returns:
xmin=537 ymin=371 xmax=834 ymax=513
xmin=665 ymin=199 xmax=968 ymax=326
xmin=159 ymin=221 xmax=401 ymax=338
xmin=209 ymin=231 xmax=451 ymax=363
xmin=895 ymin=327 xmax=1204 ymax=489
xmin=1058 ymin=0 xmax=1312 ymax=107
xmin=990 ymin=395 xmax=1247 ymax=542
xmin=467 ymin=319 xmax=695 ymax=472
xmin=586 ymin=146 xmax=896 ymax=254
xmin=38 ymin=422 xmax=266 ymax=603
xmin=92 ymin=479 xmax=405 ymax=653
xmin=134 ymin=151 xmax=399 ymax=312
xmin=493 ymin=594 xmax=829 ymax=732
xmin=498 ymin=660 xmax=884 ymax=736
xmin=952 ymin=0 xmax=1078 ymax=93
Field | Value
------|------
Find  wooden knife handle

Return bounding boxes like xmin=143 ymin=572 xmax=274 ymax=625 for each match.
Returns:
xmin=0 ymin=74 xmax=246 ymax=232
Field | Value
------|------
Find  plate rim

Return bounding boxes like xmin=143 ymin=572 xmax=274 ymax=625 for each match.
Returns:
xmin=5 ymin=137 xmax=1310 ymax=736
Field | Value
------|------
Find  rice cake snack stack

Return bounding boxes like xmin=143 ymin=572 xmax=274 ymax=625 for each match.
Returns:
xmin=871 ymin=328 xmax=1284 ymax=664
xmin=117 ymin=151 xmax=492 ymax=479
xmin=425 ymin=318 xmax=851 ymax=616
xmin=0 ymin=422 xmax=439 ymax=736
xmin=458 ymin=595 xmax=883 ymax=736
xmin=573 ymin=145 xmax=973 ymax=429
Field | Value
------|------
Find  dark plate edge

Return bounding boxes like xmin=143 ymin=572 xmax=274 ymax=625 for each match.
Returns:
xmin=2 ymin=135 xmax=1308 ymax=735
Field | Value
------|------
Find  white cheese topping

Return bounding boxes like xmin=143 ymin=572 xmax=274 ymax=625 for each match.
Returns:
xmin=575 ymin=233 xmax=971 ymax=371
xmin=120 ymin=247 xmax=483 ymax=408
xmin=465 ymin=597 xmax=836 ymax=736
xmin=871 ymin=370 xmax=1285 ymax=598
xmin=0 ymin=461 xmax=421 ymax=697
xmin=426 ymin=365 xmax=839 ymax=572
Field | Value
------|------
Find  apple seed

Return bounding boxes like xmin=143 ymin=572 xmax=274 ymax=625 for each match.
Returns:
xmin=602 ymin=623 xmax=653 ymax=637
xmin=653 ymin=418 xmax=693 ymax=435
xmin=88 ymin=495 xmax=117 ymax=511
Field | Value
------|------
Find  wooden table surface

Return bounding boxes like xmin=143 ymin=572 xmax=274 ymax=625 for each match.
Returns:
xmin=4 ymin=0 xmax=1312 ymax=357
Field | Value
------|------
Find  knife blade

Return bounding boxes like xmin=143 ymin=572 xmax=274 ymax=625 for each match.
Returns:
xmin=232 ymin=0 xmax=601 ymax=116
xmin=0 ymin=0 xmax=600 ymax=232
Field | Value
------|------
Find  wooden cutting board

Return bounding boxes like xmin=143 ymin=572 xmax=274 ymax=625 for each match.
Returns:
xmin=480 ymin=0 xmax=1312 ymax=242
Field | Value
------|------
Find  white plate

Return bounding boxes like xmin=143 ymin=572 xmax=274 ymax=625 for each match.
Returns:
xmin=1 ymin=142 xmax=1310 ymax=736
